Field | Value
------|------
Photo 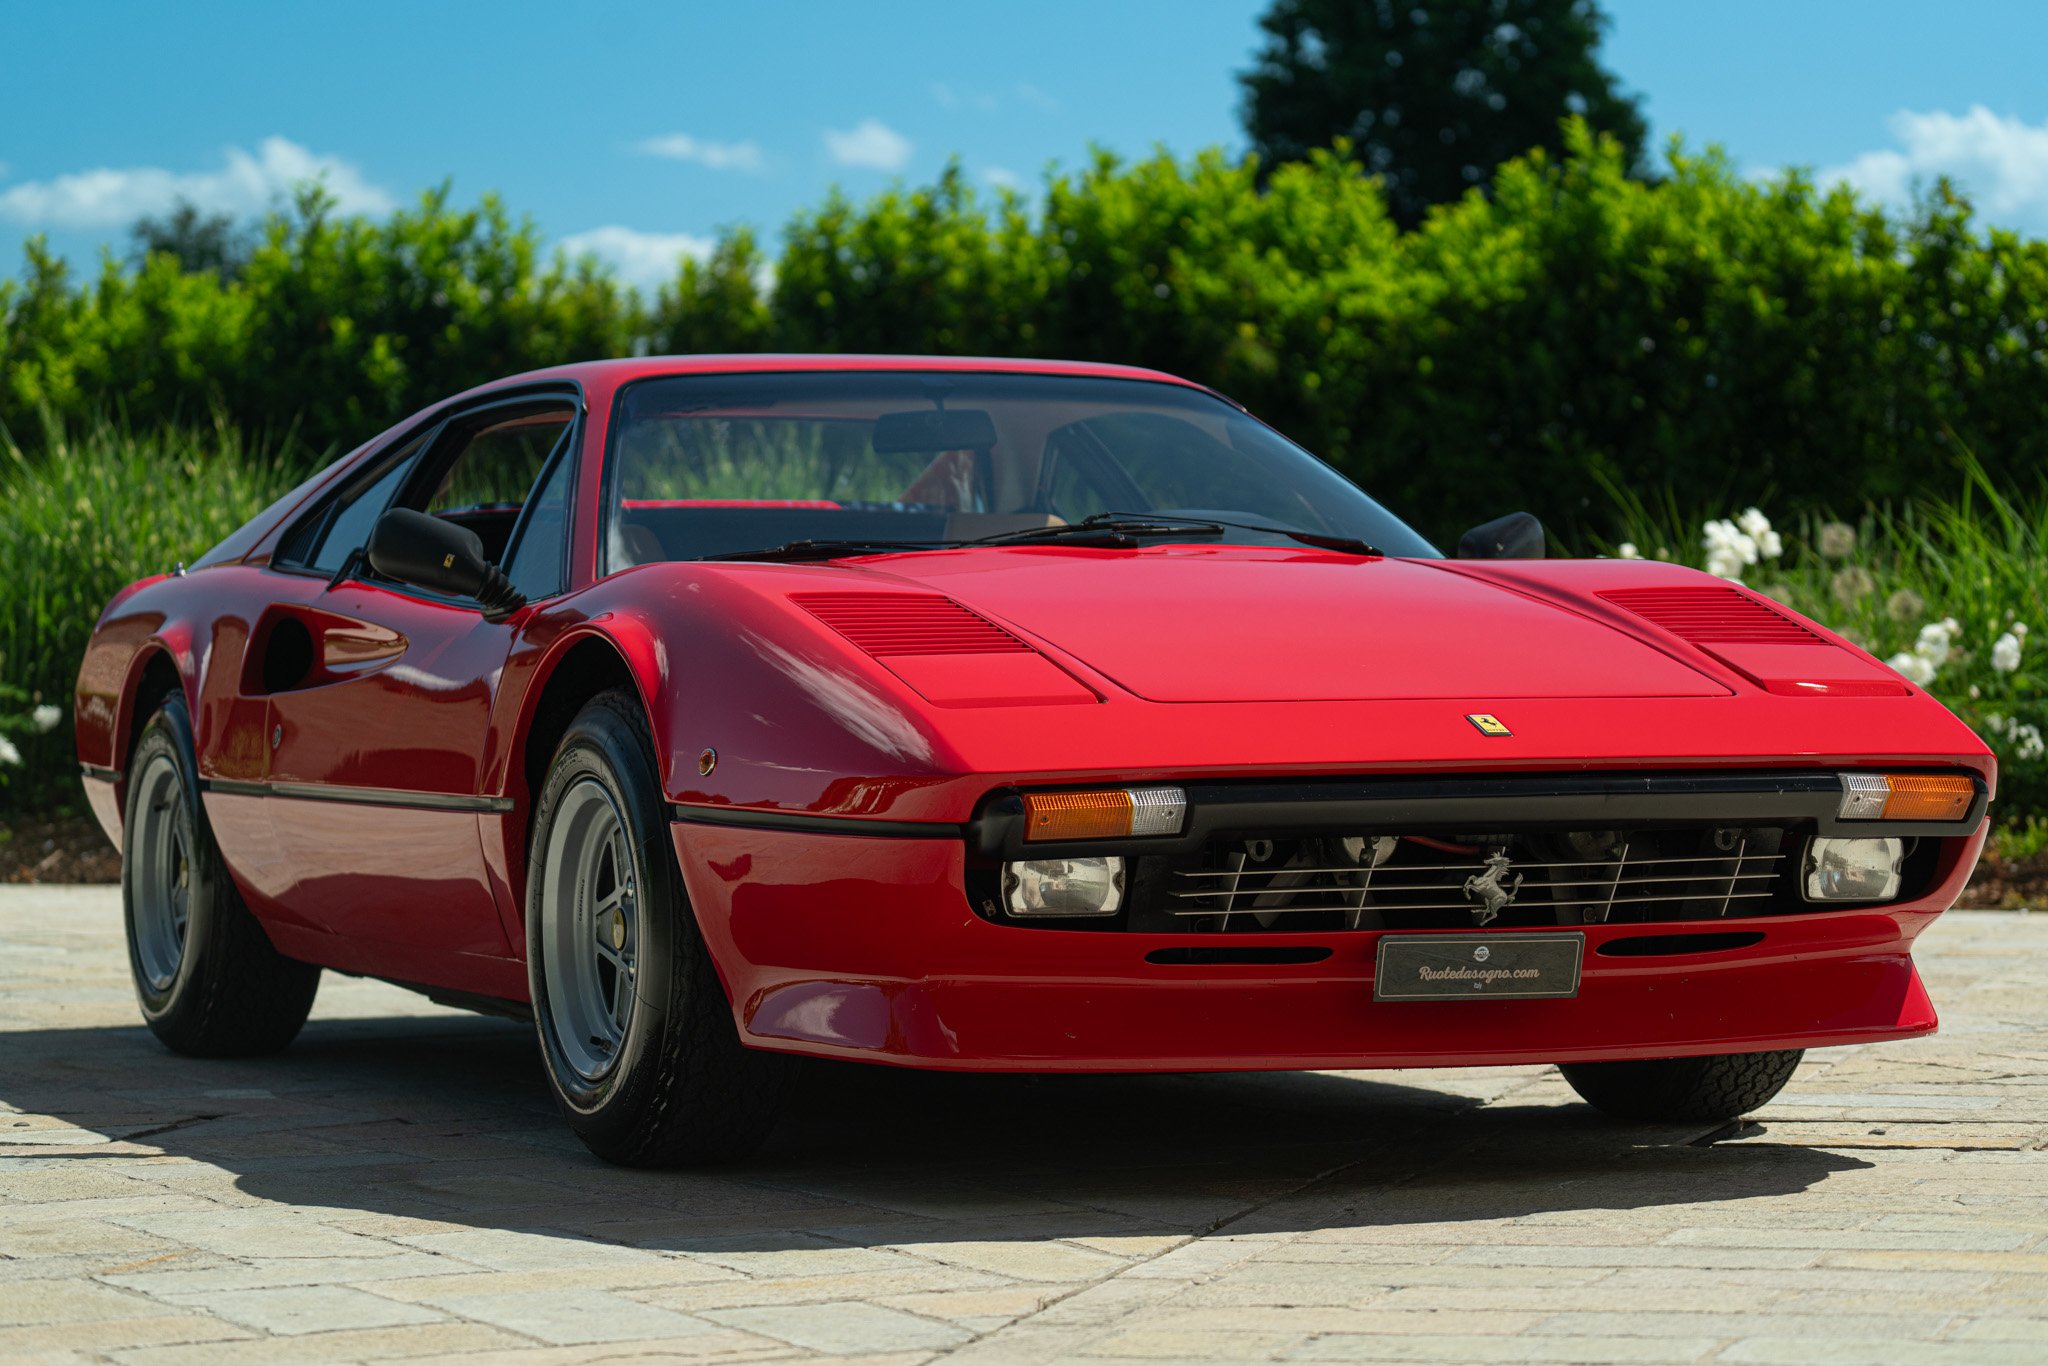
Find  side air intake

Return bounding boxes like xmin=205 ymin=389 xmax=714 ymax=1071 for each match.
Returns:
xmin=791 ymin=593 xmax=1032 ymax=657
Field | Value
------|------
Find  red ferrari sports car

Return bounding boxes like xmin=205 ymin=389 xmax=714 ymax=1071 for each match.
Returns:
xmin=76 ymin=355 xmax=1994 ymax=1164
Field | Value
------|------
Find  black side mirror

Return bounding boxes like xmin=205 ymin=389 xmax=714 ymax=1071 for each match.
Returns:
xmin=366 ymin=508 xmax=525 ymax=619
xmin=1456 ymin=511 xmax=1546 ymax=560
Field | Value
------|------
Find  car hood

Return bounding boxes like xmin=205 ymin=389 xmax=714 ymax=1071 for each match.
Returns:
xmin=847 ymin=545 xmax=1728 ymax=703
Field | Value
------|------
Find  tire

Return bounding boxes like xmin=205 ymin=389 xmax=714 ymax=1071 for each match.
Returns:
xmin=122 ymin=693 xmax=320 ymax=1056
xmin=525 ymin=688 xmax=787 ymax=1165
xmin=1560 ymin=1049 xmax=1804 ymax=1123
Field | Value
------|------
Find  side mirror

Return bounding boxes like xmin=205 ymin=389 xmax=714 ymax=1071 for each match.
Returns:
xmin=1456 ymin=511 xmax=1546 ymax=560
xmin=365 ymin=508 xmax=525 ymax=619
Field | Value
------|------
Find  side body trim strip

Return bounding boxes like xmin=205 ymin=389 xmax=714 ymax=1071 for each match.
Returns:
xmin=198 ymin=778 xmax=513 ymax=814
xmin=670 ymin=803 xmax=964 ymax=839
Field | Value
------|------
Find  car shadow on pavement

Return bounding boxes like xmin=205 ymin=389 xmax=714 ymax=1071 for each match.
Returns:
xmin=1 ymin=1011 xmax=1871 ymax=1254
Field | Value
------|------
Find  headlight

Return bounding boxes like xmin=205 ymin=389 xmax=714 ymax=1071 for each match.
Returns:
xmin=1002 ymin=857 xmax=1125 ymax=917
xmin=1804 ymin=837 xmax=1904 ymax=902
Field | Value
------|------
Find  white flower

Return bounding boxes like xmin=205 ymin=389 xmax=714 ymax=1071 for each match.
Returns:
xmin=1992 ymin=632 xmax=2023 ymax=673
xmin=1737 ymin=507 xmax=1783 ymax=559
xmin=31 ymin=704 xmax=60 ymax=733
xmin=2017 ymin=623 xmax=2030 ymax=637
xmin=2012 ymin=722 xmax=2047 ymax=763
xmin=1914 ymin=620 xmax=1958 ymax=667
xmin=1887 ymin=651 xmax=1937 ymax=686
xmin=1985 ymin=713 xmax=2010 ymax=735
xmin=0 ymin=736 xmax=18 ymax=767
xmin=1616 ymin=542 xmax=1641 ymax=560
xmin=1702 ymin=518 xmax=1758 ymax=580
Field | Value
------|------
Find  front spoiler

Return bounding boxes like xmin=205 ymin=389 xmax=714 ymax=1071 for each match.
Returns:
xmin=674 ymin=821 xmax=1977 ymax=1073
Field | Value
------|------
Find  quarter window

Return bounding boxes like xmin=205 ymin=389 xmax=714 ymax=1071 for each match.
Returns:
xmin=299 ymin=452 xmax=414 ymax=575
xmin=503 ymin=437 xmax=576 ymax=602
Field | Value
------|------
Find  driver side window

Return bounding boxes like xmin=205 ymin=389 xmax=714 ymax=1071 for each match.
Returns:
xmin=286 ymin=435 xmax=425 ymax=575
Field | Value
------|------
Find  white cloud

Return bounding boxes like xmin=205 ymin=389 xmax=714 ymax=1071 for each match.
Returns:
xmin=1820 ymin=106 xmax=2048 ymax=233
xmin=931 ymin=83 xmax=997 ymax=113
xmin=558 ymin=225 xmax=714 ymax=293
xmin=983 ymin=166 xmax=1021 ymax=190
xmin=634 ymin=133 xmax=764 ymax=173
xmin=824 ymin=118 xmax=912 ymax=173
xmin=0 ymin=137 xmax=393 ymax=227
xmin=1014 ymin=82 xmax=1061 ymax=114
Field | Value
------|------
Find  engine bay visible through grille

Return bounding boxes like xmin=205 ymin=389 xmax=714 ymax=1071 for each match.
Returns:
xmin=1142 ymin=827 xmax=1792 ymax=932
xmin=996 ymin=825 xmax=1829 ymax=933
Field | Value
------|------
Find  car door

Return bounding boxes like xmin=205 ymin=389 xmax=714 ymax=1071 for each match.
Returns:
xmin=246 ymin=394 xmax=579 ymax=965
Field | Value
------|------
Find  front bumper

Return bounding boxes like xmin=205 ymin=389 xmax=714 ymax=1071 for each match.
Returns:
xmin=672 ymin=810 xmax=1982 ymax=1072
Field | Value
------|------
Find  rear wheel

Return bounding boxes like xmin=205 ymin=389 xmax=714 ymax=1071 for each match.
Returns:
xmin=1561 ymin=1049 xmax=1803 ymax=1123
xmin=525 ymin=689 xmax=786 ymax=1165
xmin=123 ymin=694 xmax=320 ymax=1055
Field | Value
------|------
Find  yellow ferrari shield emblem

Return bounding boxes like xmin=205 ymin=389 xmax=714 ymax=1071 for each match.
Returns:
xmin=1466 ymin=713 xmax=1512 ymax=737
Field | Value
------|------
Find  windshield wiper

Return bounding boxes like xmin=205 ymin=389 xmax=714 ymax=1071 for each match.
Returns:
xmin=701 ymin=539 xmax=952 ymax=563
xmin=1220 ymin=520 xmax=1382 ymax=557
xmin=701 ymin=514 xmax=1381 ymax=563
xmin=967 ymin=512 xmax=1380 ymax=556
xmin=963 ymin=514 xmax=1227 ymax=548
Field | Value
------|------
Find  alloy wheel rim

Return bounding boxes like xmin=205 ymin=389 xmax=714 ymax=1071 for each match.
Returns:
xmin=130 ymin=752 xmax=191 ymax=991
xmin=541 ymin=778 xmax=641 ymax=1083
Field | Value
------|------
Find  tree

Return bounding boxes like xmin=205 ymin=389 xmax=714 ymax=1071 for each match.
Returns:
xmin=128 ymin=199 xmax=251 ymax=277
xmin=1240 ymin=0 xmax=1647 ymax=227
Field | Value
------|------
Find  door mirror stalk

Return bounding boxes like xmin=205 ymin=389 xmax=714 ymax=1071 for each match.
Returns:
xmin=365 ymin=508 xmax=526 ymax=620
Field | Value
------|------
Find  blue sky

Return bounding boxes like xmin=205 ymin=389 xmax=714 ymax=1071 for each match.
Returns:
xmin=4 ymin=1 xmax=2046 ymax=290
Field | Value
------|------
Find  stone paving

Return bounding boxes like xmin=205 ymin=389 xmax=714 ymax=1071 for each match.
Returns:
xmin=2 ymin=887 xmax=2045 ymax=1365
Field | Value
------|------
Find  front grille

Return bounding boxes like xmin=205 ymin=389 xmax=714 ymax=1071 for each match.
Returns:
xmin=1157 ymin=831 xmax=1787 ymax=932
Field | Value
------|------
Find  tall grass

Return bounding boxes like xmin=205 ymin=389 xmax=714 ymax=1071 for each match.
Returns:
xmin=0 ymin=419 xmax=295 ymax=814
xmin=1594 ymin=454 xmax=2048 ymax=821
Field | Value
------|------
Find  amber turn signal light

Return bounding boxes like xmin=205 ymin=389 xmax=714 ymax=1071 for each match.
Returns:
xmin=1022 ymin=786 xmax=1186 ymax=841
xmin=1836 ymin=772 xmax=1974 ymax=822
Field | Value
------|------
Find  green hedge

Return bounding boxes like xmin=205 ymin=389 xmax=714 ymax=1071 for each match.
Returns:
xmin=0 ymin=420 xmax=288 ymax=813
xmin=6 ymin=124 xmax=2048 ymax=545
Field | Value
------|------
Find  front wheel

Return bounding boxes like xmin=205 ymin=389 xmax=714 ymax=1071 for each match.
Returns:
xmin=525 ymin=689 xmax=787 ymax=1165
xmin=1561 ymin=1049 xmax=1803 ymax=1123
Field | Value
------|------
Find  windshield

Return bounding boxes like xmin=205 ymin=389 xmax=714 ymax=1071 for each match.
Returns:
xmin=604 ymin=371 xmax=1439 ymax=569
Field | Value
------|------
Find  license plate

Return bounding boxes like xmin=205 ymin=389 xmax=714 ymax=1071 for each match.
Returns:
xmin=1373 ymin=932 xmax=1584 ymax=1001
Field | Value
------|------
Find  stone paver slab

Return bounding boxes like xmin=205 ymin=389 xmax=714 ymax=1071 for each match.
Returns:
xmin=5 ymin=892 xmax=2047 ymax=1364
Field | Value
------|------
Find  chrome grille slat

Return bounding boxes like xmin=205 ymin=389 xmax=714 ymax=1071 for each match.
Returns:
xmin=1168 ymin=889 xmax=1779 ymax=917
xmin=1168 ymin=870 xmax=1780 ymax=898
xmin=1162 ymin=832 xmax=1791 ymax=927
xmin=1172 ymin=853 xmax=1784 ymax=880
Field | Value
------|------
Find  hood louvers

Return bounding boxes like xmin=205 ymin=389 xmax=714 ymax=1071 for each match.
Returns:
xmin=791 ymin=592 xmax=1032 ymax=657
xmin=1598 ymin=585 xmax=1906 ymax=697
xmin=1597 ymin=586 xmax=1820 ymax=645
xmin=790 ymin=591 xmax=1095 ymax=707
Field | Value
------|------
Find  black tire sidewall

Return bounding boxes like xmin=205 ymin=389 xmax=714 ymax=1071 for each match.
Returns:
xmin=525 ymin=694 xmax=685 ymax=1139
xmin=122 ymin=695 xmax=222 ymax=1026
